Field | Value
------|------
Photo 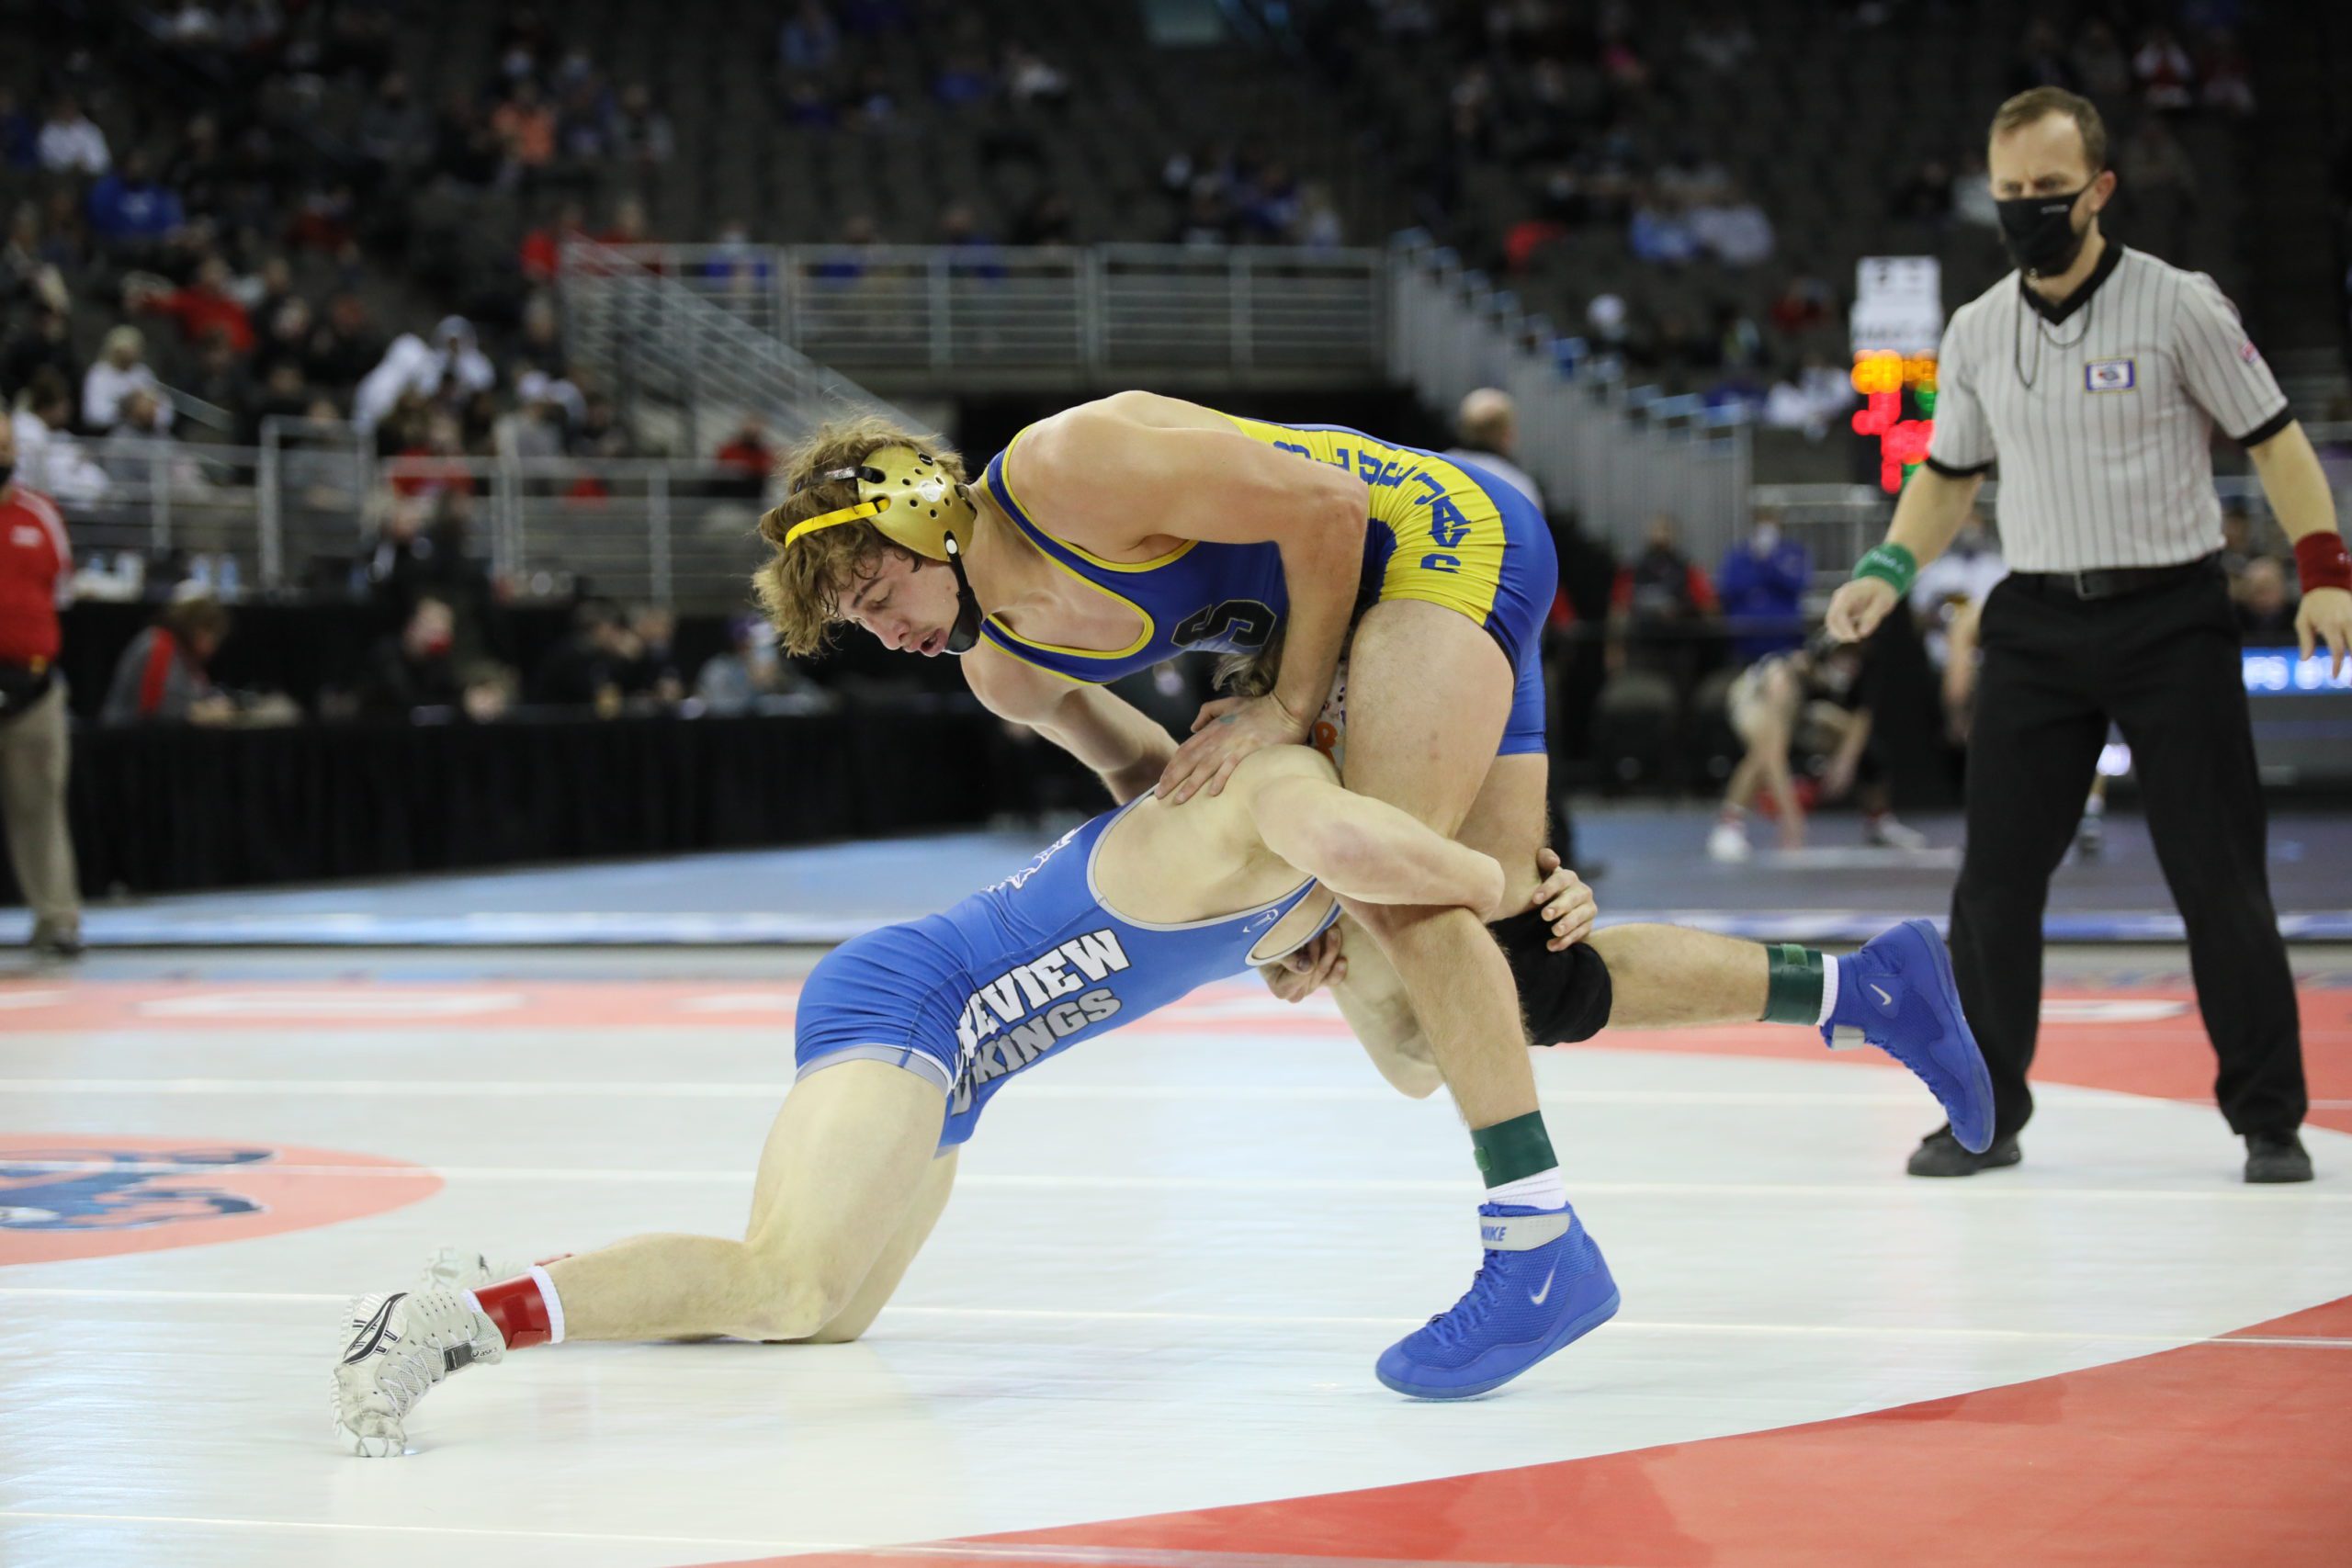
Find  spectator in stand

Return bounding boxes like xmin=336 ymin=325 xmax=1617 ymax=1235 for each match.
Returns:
xmin=1012 ymin=191 xmax=1076 ymax=247
xmin=1627 ymin=187 xmax=1698 ymax=265
xmin=1686 ymin=6 xmax=1756 ymax=73
xmin=1608 ymin=513 xmax=1718 ymax=694
xmin=358 ymin=71 xmax=435 ymax=180
xmin=519 ymin=201 xmax=589 ymax=284
xmin=362 ymin=494 xmax=437 ymax=615
xmin=131 ymin=254 xmax=256 ymax=355
xmin=1761 ymin=353 xmax=1858 ymax=439
xmin=1003 ymin=43 xmax=1070 ymax=111
xmin=1716 ymin=508 xmax=1812 ymax=665
xmin=2133 ymin=26 xmax=2197 ymax=113
xmin=162 ymin=113 xmax=228 ymax=224
xmin=696 ymin=615 xmax=820 ymax=715
xmin=0 ymin=419 xmax=80 ymax=956
xmin=35 ymin=95 xmax=110 ymax=176
xmin=86 ymin=152 xmax=186 ymax=250
xmin=569 ymin=392 xmax=631 ymax=459
xmin=306 ymin=294 xmax=382 ymax=389
xmin=187 ymin=331 xmax=256 ymax=434
xmin=4 ymin=302 xmax=77 ymax=397
xmin=531 ymin=599 xmax=636 ymax=714
xmin=356 ymin=594 xmax=505 ymax=720
xmin=1690 ymin=183 xmax=1774 ymax=266
xmin=354 ymin=317 xmax=495 ymax=432
xmin=491 ymin=77 xmax=559 ymax=176
xmin=1442 ymin=388 xmax=1544 ymax=512
xmin=2236 ymin=558 xmax=2300 ymax=643
xmin=2069 ymin=20 xmax=2132 ymax=102
xmin=1768 ymin=274 xmax=1834 ymax=337
xmin=102 ymin=592 xmax=233 ymax=725
xmin=610 ymin=83 xmax=674 ymax=165
xmin=0 ymin=88 xmax=37 ymax=170
xmin=84 ymin=326 xmax=175 ymax=434
xmin=621 ymin=604 xmax=685 ymax=706
xmin=1891 ymin=159 xmax=1955 ymax=224
xmin=98 ymin=389 xmax=182 ymax=496
xmin=2009 ymin=19 xmax=2076 ymax=95
xmin=11 ymin=372 xmax=110 ymax=507
xmin=390 ymin=410 xmax=477 ymax=502
xmin=497 ymin=374 xmax=570 ymax=462
xmin=780 ymin=0 xmax=842 ymax=73
xmin=2199 ymin=29 xmax=2256 ymax=117
xmin=716 ymin=414 xmax=777 ymax=490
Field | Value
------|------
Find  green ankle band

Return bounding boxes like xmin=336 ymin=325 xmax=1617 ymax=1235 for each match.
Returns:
xmin=1761 ymin=942 xmax=1826 ymax=1025
xmin=1471 ymin=1111 xmax=1557 ymax=1187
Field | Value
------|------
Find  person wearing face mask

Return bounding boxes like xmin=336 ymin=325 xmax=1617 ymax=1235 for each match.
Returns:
xmin=1715 ymin=507 xmax=1811 ymax=667
xmin=1826 ymin=87 xmax=2352 ymax=1187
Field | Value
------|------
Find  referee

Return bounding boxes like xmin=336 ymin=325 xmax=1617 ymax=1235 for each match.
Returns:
xmin=1827 ymin=87 xmax=2352 ymax=1185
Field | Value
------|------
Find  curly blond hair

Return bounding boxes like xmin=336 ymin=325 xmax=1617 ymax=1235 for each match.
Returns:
xmin=752 ymin=416 xmax=970 ymax=657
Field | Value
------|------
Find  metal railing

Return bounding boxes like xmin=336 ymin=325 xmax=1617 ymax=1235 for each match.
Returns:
xmin=562 ymin=242 xmax=1390 ymax=393
xmin=1388 ymin=234 xmax=1753 ymax=557
xmin=559 ymin=237 xmax=916 ymax=456
xmin=49 ymin=433 xmax=773 ymax=615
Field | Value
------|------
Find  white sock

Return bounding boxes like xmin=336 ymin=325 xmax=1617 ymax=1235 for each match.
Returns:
xmin=528 ymin=1265 xmax=566 ymax=1345
xmin=1487 ymin=1167 xmax=1567 ymax=1210
xmin=1815 ymin=953 xmax=1843 ymax=1027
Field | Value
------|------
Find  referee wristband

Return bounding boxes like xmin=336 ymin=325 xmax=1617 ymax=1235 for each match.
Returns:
xmin=1851 ymin=543 xmax=1918 ymax=596
xmin=2294 ymin=532 xmax=2352 ymax=594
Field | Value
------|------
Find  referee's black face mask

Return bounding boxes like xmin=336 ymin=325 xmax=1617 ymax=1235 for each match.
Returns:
xmin=1996 ymin=184 xmax=2093 ymax=276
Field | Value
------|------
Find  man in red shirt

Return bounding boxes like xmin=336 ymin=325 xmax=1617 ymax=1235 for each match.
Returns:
xmin=0 ymin=416 xmax=83 ymax=956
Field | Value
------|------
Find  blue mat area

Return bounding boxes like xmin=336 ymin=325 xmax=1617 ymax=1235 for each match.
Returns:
xmin=7 ymin=808 xmax=2347 ymax=947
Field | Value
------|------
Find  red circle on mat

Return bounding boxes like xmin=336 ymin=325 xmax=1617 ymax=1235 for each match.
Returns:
xmin=0 ymin=1134 xmax=442 ymax=1265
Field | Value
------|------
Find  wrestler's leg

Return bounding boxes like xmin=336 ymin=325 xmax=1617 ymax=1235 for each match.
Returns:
xmin=803 ymin=1148 xmax=959 ymax=1343
xmin=1338 ymin=600 xmax=1534 ymax=1134
xmin=548 ymin=1060 xmax=944 ymax=1343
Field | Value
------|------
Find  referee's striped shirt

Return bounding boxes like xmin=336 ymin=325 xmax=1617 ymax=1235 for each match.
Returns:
xmin=1923 ymin=244 xmax=2291 ymax=572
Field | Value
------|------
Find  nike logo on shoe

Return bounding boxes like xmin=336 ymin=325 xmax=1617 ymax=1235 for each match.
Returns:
xmin=1870 ymin=983 xmax=1895 ymax=1009
xmin=1530 ymin=1264 xmax=1558 ymax=1305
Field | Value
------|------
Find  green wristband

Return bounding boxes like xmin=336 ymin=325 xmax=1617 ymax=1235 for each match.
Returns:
xmin=1852 ymin=543 xmax=1918 ymax=595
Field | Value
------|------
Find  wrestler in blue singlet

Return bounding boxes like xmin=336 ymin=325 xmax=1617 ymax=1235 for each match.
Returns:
xmin=794 ymin=794 xmax=1337 ymax=1148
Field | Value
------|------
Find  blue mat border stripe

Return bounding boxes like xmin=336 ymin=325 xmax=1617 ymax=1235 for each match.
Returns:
xmin=11 ymin=910 xmax=2350 ymax=946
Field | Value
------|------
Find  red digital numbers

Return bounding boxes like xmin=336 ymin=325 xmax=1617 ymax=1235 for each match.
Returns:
xmin=1849 ymin=352 xmax=1939 ymax=492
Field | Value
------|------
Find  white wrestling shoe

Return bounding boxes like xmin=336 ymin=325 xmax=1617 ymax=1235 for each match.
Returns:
xmin=420 ymin=1246 xmax=528 ymax=1292
xmin=1863 ymin=814 xmax=1929 ymax=852
xmin=333 ymin=1289 xmax=503 ymax=1457
xmin=1706 ymin=818 xmax=1751 ymax=863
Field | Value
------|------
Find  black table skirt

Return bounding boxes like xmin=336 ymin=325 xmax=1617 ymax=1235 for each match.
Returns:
xmin=6 ymin=701 xmax=1010 ymax=901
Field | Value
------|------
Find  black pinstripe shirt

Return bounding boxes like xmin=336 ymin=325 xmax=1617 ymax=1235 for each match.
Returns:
xmin=1923 ymin=244 xmax=2291 ymax=572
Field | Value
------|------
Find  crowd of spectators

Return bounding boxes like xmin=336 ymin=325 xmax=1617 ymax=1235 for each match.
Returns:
xmin=1298 ymin=0 xmax=2266 ymax=423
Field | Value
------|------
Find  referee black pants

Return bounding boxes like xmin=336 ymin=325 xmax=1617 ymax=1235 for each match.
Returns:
xmin=1950 ymin=562 xmax=2305 ymax=1141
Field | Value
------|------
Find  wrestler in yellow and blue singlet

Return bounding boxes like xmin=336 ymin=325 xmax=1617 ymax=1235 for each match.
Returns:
xmin=978 ymin=412 xmax=1557 ymax=756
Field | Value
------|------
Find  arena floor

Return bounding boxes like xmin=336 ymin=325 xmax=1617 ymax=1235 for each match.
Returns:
xmin=3 ymin=930 xmax=2348 ymax=1567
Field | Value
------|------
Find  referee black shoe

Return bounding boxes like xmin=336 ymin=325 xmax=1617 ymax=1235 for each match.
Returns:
xmin=2245 ymin=1132 xmax=2314 ymax=1184
xmin=1905 ymin=1126 xmax=2022 ymax=1178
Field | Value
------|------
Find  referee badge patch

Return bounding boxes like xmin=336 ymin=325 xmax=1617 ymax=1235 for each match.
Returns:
xmin=2085 ymin=357 xmax=2137 ymax=392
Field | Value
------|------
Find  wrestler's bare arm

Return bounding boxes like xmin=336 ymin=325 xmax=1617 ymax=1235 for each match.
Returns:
xmin=1232 ymin=749 xmax=1505 ymax=916
xmin=964 ymin=638 xmax=1174 ymax=804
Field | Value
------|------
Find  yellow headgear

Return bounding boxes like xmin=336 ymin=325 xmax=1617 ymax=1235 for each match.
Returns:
xmin=773 ymin=444 xmax=978 ymax=564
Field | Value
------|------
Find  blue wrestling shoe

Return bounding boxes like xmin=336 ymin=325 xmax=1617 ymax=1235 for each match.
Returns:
xmin=1826 ymin=919 xmax=1996 ymax=1155
xmin=1375 ymin=1204 xmax=1619 ymax=1400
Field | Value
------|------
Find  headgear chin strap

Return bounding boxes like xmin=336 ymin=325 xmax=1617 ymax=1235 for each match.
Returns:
xmin=768 ymin=444 xmax=987 ymax=654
